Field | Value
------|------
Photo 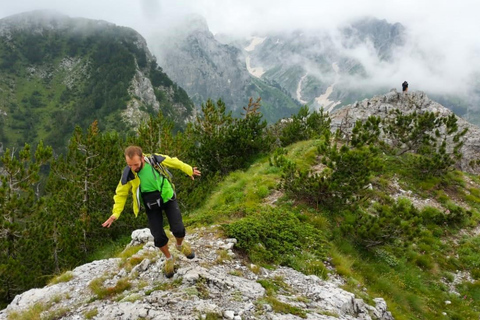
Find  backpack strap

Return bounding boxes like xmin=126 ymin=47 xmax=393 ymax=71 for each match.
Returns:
xmin=145 ymin=154 xmax=176 ymax=192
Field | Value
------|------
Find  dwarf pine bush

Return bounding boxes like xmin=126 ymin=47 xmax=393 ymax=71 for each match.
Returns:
xmin=224 ymin=207 xmax=328 ymax=265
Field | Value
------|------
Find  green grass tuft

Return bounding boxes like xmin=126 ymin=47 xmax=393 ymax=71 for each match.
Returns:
xmin=48 ymin=271 xmax=74 ymax=285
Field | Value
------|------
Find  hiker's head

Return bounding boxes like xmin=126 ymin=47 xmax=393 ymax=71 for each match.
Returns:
xmin=402 ymin=81 xmax=408 ymax=92
xmin=125 ymin=146 xmax=144 ymax=172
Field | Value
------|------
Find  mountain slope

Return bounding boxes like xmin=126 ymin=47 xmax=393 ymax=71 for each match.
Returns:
xmin=0 ymin=11 xmax=193 ymax=151
xmin=244 ymin=18 xmax=405 ymax=111
xmin=150 ymin=16 xmax=407 ymax=119
xmin=151 ymin=15 xmax=301 ymax=122
xmin=2 ymin=112 xmax=479 ymax=318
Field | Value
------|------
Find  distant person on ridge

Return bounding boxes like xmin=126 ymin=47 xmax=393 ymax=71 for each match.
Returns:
xmin=402 ymin=81 xmax=408 ymax=92
xmin=102 ymin=146 xmax=201 ymax=278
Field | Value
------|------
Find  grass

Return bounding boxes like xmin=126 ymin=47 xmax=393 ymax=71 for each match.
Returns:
xmin=6 ymin=299 xmax=70 ymax=320
xmin=84 ymin=308 xmax=98 ymax=319
xmin=88 ymin=277 xmax=132 ymax=300
xmin=7 ymin=303 xmax=45 ymax=320
xmin=116 ymin=244 xmax=143 ymax=260
xmin=263 ymin=296 xmax=307 ymax=318
xmin=17 ymin=138 xmax=476 ymax=320
xmin=87 ymin=235 xmax=132 ymax=262
xmin=202 ymin=313 xmax=222 ymax=320
xmin=257 ymin=276 xmax=307 ymax=318
xmin=182 ymin=139 xmax=480 ymax=319
xmin=215 ymin=249 xmax=232 ymax=264
xmin=48 ymin=271 xmax=74 ymax=285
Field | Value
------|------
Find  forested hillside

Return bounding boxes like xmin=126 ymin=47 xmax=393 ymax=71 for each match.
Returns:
xmin=1 ymin=91 xmax=480 ymax=319
xmin=0 ymin=11 xmax=193 ymax=152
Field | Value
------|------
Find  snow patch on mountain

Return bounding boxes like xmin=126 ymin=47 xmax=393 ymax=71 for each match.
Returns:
xmin=244 ymin=36 xmax=266 ymax=52
xmin=315 ymin=63 xmax=341 ymax=111
xmin=246 ymin=56 xmax=265 ymax=78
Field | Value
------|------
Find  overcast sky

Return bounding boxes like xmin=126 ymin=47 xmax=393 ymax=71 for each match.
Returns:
xmin=1 ymin=0 xmax=479 ymax=96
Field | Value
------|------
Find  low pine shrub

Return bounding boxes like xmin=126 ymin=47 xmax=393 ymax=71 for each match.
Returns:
xmin=224 ymin=207 xmax=328 ymax=266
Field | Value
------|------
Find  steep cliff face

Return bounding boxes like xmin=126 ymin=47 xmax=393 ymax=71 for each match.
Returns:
xmin=340 ymin=18 xmax=405 ymax=61
xmin=154 ymin=16 xmax=250 ymax=109
xmin=0 ymin=227 xmax=394 ymax=320
xmin=0 ymin=10 xmax=193 ymax=151
xmin=151 ymin=15 xmax=300 ymax=123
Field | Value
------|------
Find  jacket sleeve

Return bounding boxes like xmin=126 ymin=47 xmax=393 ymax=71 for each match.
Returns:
xmin=112 ymin=180 xmax=131 ymax=219
xmin=157 ymin=154 xmax=193 ymax=176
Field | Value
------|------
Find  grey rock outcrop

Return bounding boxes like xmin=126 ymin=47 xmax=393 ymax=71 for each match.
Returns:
xmin=330 ymin=90 xmax=480 ymax=174
xmin=150 ymin=15 xmax=300 ymax=123
xmin=0 ymin=227 xmax=393 ymax=320
xmin=153 ymin=15 xmax=251 ymax=111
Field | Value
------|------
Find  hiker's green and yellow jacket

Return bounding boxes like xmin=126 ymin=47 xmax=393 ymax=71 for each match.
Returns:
xmin=111 ymin=153 xmax=193 ymax=219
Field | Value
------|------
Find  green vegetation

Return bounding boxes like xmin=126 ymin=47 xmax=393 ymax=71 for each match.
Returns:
xmin=7 ymin=303 xmax=46 ymax=320
xmin=257 ymin=277 xmax=307 ymax=318
xmin=0 ymin=16 xmax=193 ymax=152
xmin=1 ymin=71 xmax=479 ymax=320
xmin=245 ymin=77 xmax=302 ymax=123
xmin=6 ymin=299 xmax=70 ymax=320
xmin=48 ymin=271 xmax=74 ymax=285
xmin=84 ymin=308 xmax=98 ymax=319
xmin=88 ymin=277 xmax=131 ymax=300
xmin=183 ymin=106 xmax=480 ymax=319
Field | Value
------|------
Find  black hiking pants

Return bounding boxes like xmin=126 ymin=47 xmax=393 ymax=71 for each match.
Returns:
xmin=142 ymin=191 xmax=186 ymax=248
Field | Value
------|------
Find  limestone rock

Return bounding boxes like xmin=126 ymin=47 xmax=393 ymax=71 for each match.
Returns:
xmin=330 ymin=90 xmax=480 ymax=175
xmin=0 ymin=228 xmax=394 ymax=320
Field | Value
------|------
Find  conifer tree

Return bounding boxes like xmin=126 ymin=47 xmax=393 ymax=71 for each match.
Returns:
xmin=189 ymin=98 xmax=269 ymax=176
xmin=43 ymin=121 xmax=131 ymax=271
xmin=132 ymin=111 xmax=189 ymax=158
xmin=0 ymin=142 xmax=51 ymax=303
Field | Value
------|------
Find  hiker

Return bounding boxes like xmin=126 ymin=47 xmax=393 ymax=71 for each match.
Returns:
xmin=102 ymin=145 xmax=201 ymax=278
xmin=402 ymin=81 xmax=408 ymax=92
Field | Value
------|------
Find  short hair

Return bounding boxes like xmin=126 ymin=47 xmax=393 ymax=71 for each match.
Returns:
xmin=125 ymin=146 xmax=143 ymax=159
xmin=402 ymin=81 xmax=408 ymax=91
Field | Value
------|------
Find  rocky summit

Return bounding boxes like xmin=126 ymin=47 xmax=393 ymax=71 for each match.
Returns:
xmin=330 ymin=89 xmax=480 ymax=175
xmin=0 ymin=227 xmax=393 ymax=320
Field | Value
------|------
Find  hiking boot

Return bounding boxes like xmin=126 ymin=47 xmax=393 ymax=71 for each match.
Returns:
xmin=164 ymin=256 xmax=175 ymax=278
xmin=176 ymin=242 xmax=195 ymax=259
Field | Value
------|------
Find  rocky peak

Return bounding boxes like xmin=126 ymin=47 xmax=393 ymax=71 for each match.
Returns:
xmin=341 ymin=17 xmax=405 ymax=60
xmin=0 ymin=227 xmax=394 ymax=320
xmin=152 ymin=15 xmax=250 ymax=110
xmin=330 ymin=90 xmax=480 ymax=174
xmin=178 ymin=14 xmax=211 ymax=36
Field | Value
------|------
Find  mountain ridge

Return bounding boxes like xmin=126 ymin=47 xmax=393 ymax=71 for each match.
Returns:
xmin=0 ymin=10 xmax=193 ymax=151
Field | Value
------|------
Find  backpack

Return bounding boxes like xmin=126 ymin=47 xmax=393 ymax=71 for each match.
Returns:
xmin=144 ymin=154 xmax=175 ymax=192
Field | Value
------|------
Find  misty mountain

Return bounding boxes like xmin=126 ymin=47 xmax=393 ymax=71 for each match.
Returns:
xmin=239 ymin=18 xmax=406 ymax=111
xmin=151 ymin=16 xmax=479 ymax=126
xmin=340 ymin=17 xmax=405 ymax=61
xmin=151 ymin=15 xmax=301 ymax=123
xmin=150 ymin=16 xmax=407 ymax=122
xmin=0 ymin=11 xmax=193 ymax=151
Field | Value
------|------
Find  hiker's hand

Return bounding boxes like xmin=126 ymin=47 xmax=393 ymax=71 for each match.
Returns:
xmin=102 ymin=216 xmax=116 ymax=228
xmin=191 ymin=167 xmax=201 ymax=180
